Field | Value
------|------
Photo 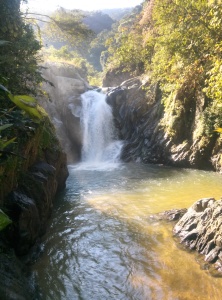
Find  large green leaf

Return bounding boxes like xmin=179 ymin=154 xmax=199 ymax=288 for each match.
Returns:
xmin=0 ymin=209 xmax=12 ymax=231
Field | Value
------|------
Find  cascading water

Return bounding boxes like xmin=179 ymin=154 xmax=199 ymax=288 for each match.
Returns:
xmin=30 ymin=94 xmax=222 ymax=300
xmin=78 ymin=90 xmax=123 ymax=169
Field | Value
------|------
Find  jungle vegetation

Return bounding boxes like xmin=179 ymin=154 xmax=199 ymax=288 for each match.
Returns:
xmin=0 ymin=0 xmax=91 ymax=218
xmin=105 ymin=0 xmax=222 ymax=104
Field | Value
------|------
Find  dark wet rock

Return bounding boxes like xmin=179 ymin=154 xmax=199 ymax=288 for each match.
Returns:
xmin=4 ymin=158 xmax=68 ymax=256
xmin=6 ymin=192 xmax=41 ymax=255
xmin=106 ymin=76 xmax=222 ymax=172
xmin=0 ymin=119 xmax=68 ymax=298
xmin=0 ymin=246 xmax=34 ymax=300
xmin=151 ymin=208 xmax=187 ymax=222
xmin=173 ymin=198 xmax=222 ymax=274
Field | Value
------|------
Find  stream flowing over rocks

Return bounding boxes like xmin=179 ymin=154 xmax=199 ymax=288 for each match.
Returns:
xmin=41 ymin=63 xmax=222 ymax=172
xmin=12 ymin=61 xmax=220 ymax=298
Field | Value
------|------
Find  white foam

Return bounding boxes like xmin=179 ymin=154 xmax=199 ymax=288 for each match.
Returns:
xmin=77 ymin=90 xmax=123 ymax=170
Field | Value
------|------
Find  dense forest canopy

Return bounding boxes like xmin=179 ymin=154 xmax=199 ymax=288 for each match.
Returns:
xmin=106 ymin=0 xmax=222 ymax=104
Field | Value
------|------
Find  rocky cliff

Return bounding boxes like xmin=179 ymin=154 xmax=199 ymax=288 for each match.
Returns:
xmin=106 ymin=76 xmax=222 ymax=172
xmin=40 ymin=61 xmax=92 ymax=163
xmin=0 ymin=115 xmax=68 ymax=299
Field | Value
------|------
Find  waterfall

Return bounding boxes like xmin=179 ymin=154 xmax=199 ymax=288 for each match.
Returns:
xmin=77 ymin=90 xmax=123 ymax=170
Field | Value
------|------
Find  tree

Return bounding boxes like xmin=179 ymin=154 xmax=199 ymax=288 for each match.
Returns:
xmin=39 ymin=8 xmax=94 ymax=56
xmin=150 ymin=0 xmax=222 ymax=92
xmin=0 ymin=0 xmax=42 ymax=95
xmin=105 ymin=4 xmax=145 ymax=73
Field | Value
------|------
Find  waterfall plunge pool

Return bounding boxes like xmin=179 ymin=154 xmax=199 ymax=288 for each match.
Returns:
xmin=31 ymin=162 xmax=222 ymax=300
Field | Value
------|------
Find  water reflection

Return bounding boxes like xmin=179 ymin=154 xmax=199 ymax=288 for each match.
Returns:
xmin=31 ymin=163 xmax=222 ymax=299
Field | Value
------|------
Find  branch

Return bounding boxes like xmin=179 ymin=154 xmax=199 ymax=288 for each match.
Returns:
xmin=25 ymin=17 xmax=50 ymax=23
xmin=21 ymin=12 xmax=57 ymax=23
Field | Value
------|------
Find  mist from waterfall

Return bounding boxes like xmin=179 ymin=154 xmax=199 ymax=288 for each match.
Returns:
xmin=77 ymin=90 xmax=123 ymax=170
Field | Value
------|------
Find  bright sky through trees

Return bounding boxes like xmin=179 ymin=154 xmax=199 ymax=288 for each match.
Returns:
xmin=23 ymin=0 xmax=143 ymax=11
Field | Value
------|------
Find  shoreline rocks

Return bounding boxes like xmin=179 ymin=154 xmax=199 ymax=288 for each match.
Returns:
xmin=156 ymin=198 xmax=222 ymax=276
xmin=173 ymin=198 xmax=222 ymax=274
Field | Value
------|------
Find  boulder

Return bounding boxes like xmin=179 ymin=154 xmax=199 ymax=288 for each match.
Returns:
xmin=0 ymin=241 xmax=35 ymax=300
xmin=173 ymin=198 xmax=222 ymax=275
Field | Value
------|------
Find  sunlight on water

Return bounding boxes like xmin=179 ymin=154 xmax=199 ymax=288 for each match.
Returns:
xmin=31 ymin=163 xmax=222 ymax=300
xmin=71 ymin=161 xmax=123 ymax=171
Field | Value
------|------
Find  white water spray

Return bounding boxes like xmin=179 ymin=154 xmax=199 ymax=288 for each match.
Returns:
xmin=77 ymin=90 xmax=123 ymax=170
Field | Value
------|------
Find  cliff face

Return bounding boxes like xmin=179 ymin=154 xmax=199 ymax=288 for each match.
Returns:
xmin=106 ymin=77 xmax=222 ymax=172
xmin=40 ymin=61 xmax=92 ymax=163
xmin=0 ymin=116 xmax=68 ymax=299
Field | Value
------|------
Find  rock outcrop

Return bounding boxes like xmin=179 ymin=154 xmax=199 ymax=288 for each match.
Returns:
xmin=0 ymin=115 xmax=68 ymax=299
xmin=103 ymin=68 xmax=132 ymax=87
xmin=106 ymin=76 xmax=222 ymax=172
xmin=173 ymin=198 xmax=222 ymax=276
xmin=40 ymin=61 xmax=92 ymax=163
xmin=150 ymin=208 xmax=187 ymax=222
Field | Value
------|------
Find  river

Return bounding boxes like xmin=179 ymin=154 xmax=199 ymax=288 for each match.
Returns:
xmin=31 ymin=90 xmax=222 ymax=299
xmin=31 ymin=162 xmax=222 ymax=300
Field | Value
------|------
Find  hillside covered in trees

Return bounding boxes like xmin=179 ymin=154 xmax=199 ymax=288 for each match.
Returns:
xmin=102 ymin=0 xmax=222 ymax=169
xmin=105 ymin=0 xmax=222 ymax=102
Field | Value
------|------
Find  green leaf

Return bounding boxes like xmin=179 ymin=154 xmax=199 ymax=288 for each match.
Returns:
xmin=0 ymin=209 xmax=12 ymax=231
xmin=8 ymin=94 xmax=42 ymax=120
xmin=13 ymin=95 xmax=37 ymax=106
xmin=0 ymin=124 xmax=13 ymax=131
xmin=2 ymin=137 xmax=16 ymax=148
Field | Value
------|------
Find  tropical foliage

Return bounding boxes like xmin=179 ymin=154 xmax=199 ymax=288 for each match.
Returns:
xmin=105 ymin=0 xmax=222 ymax=104
xmin=0 ymin=0 xmax=42 ymax=95
xmin=105 ymin=4 xmax=144 ymax=73
xmin=40 ymin=8 xmax=94 ymax=55
xmin=150 ymin=0 xmax=222 ymax=91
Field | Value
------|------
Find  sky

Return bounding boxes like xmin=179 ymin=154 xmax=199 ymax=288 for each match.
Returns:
xmin=22 ymin=0 xmax=143 ymax=11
